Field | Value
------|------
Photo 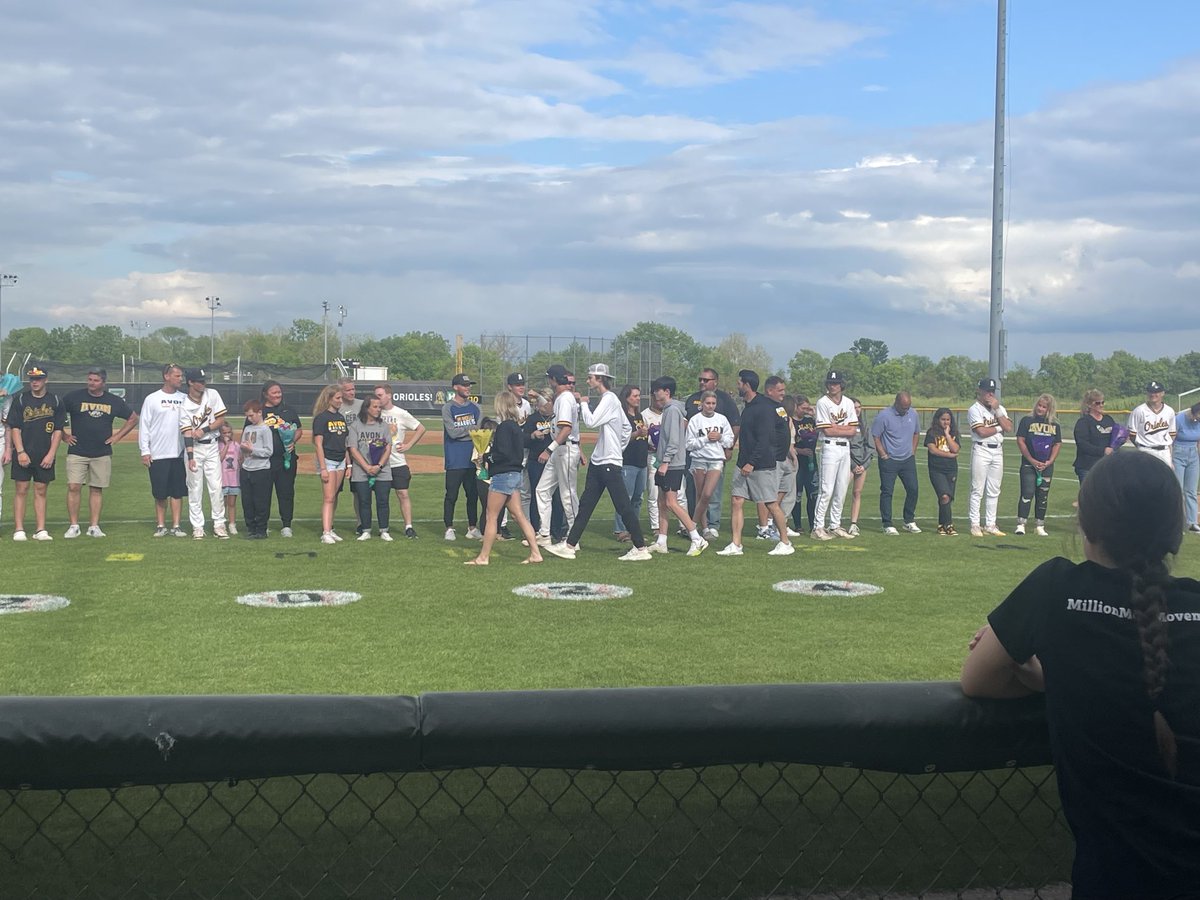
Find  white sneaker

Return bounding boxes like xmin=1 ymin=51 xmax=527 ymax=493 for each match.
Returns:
xmin=903 ymin=522 xmax=922 ymax=534
xmin=882 ymin=526 xmax=899 ymax=536
xmin=768 ymin=541 xmax=795 ymax=556
xmin=618 ymin=546 xmax=653 ymax=561
xmin=787 ymin=527 xmax=803 ymax=538
xmin=357 ymin=531 xmax=371 ymax=541
xmin=280 ymin=527 xmax=294 ymax=538
xmin=330 ymin=531 xmax=343 ymax=542
xmin=811 ymin=528 xmax=833 ymax=541
xmin=831 ymin=526 xmax=854 ymax=539
xmin=380 ymin=530 xmax=393 ymax=542
xmin=716 ymin=543 xmax=744 ymax=556
xmin=686 ymin=537 xmax=709 ymax=557
xmin=12 ymin=531 xmax=27 ymax=542
xmin=970 ymin=525 xmax=984 ymax=537
xmin=466 ymin=526 xmax=484 ymax=540
xmin=1014 ymin=523 xmax=1026 ymax=535
xmin=546 ymin=541 xmax=576 ymax=560
xmin=64 ymin=524 xmax=81 ymax=539
xmin=227 ymin=522 xmax=238 ymax=536
xmin=534 ymin=534 xmax=552 ymax=547
xmin=702 ymin=527 xmax=719 ymax=540
xmin=214 ymin=525 xmax=229 ymax=540
xmin=87 ymin=525 xmax=106 ymax=538
xmin=193 ymin=528 xmax=205 ymax=540
xmin=649 ymin=542 xmax=670 ymax=554
xmin=33 ymin=530 xmax=52 ymax=542
xmin=985 ymin=526 xmax=1007 ymax=537
xmin=320 ymin=532 xmax=337 ymax=545
xmin=1036 ymin=525 xmax=1049 ymax=537
xmin=444 ymin=527 xmax=456 ymax=541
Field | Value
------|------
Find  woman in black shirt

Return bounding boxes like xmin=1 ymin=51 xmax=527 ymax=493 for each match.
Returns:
xmin=1073 ymin=389 xmax=1119 ymax=482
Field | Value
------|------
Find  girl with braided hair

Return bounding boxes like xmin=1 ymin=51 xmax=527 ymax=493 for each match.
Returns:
xmin=962 ymin=450 xmax=1200 ymax=898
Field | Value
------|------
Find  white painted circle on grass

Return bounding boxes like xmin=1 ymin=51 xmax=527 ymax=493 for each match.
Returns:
xmin=513 ymin=582 xmax=633 ymax=602
xmin=0 ymin=594 xmax=71 ymax=615
xmin=236 ymin=590 xmax=362 ymax=609
xmin=773 ymin=580 xmax=884 ymax=598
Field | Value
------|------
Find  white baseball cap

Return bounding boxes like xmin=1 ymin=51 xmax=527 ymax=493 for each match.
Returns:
xmin=587 ymin=363 xmax=612 ymax=378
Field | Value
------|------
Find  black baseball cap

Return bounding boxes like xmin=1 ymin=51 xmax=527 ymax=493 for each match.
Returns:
xmin=546 ymin=364 xmax=569 ymax=384
xmin=1146 ymin=380 xmax=1165 ymax=393
xmin=26 ymin=364 xmax=48 ymax=379
xmin=825 ymin=370 xmax=844 ymax=385
xmin=506 ymin=372 xmax=526 ymax=386
xmin=184 ymin=368 xmax=208 ymax=383
xmin=978 ymin=377 xmax=998 ymax=392
xmin=451 ymin=373 xmax=475 ymax=387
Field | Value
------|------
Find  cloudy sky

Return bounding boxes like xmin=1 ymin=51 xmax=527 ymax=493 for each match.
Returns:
xmin=2 ymin=0 xmax=1198 ymax=370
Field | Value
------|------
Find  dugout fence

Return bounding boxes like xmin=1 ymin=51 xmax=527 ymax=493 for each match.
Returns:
xmin=0 ymin=682 xmax=1070 ymax=898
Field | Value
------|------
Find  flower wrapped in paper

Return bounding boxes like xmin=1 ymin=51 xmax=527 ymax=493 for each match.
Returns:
xmin=366 ymin=437 xmax=390 ymax=487
xmin=278 ymin=423 xmax=298 ymax=469
xmin=470 ymin=428 xmax=494 ymax=483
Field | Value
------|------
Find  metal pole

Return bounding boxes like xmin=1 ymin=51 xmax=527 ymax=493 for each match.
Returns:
xmin=337 ymin=305 xmax=347 ymax=362
xmin=130 ymin=319 xmax=149 ymax=383
xmin=206 ymin=296 xmax=221 ymax=365
xmin=0 ymin=273 xmax=18 ymax=368
xmin=321 ymin=300 xmax=330 ymax=366
xmin=988 ymin=0 xmax=1007 ymax=393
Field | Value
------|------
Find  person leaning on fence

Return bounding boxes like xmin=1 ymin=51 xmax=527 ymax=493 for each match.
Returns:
xmin=924 ymin=407 xmax=960 ymax=536
xmin=961 ymin=450 xmax=1200 ymax=899
xmin=1073 ymin=389 xmax=1119 ymax=483
xmin=1175 ymin=402 xmax=1200 ymax=535
xmin=870 ymin=390 xmax=921 ymax=536
xmin=1013 ymin=393 xmax=1062 ymax=537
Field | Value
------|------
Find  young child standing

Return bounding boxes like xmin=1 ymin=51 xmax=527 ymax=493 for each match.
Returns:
xmin=240 ymin=400 xmax=275 ymax=539
xmin=219 ymin=421 xmax=241 ymax=535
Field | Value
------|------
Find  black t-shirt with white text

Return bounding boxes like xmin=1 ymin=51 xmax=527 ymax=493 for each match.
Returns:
xmin=64 ymin=389 xmax=134 ymax=457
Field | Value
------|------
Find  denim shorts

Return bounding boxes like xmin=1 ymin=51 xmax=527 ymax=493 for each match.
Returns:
xmin=690 ymin=458 xmax=725 ymax=473
xmin=490 ymin=471 xmax=522 ymax=496
xmin=324 ymin=458 xmax=347 ymax=472
xmin=221 ymin=486 xmax=241 ymax=497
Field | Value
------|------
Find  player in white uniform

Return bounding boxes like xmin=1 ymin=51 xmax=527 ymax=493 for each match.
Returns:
xmin=180 ymin=369 xmax=228 ymax=539
xmin=1127 ymin=379 xmax=1177 ymax=470
xmin=811 ymin=370 xmax=859 ymax=540
xmin=376 ymin=384 xmax=427 ymax=538
xmin=967 ymin=377 xmax=1014 ymax=537
xmin=534 ymin=365 xmax=582 ymax=545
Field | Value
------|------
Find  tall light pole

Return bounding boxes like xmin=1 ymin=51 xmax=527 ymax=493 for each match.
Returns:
xmin=321 ymin=300 xmax=330 ymax=365
xmin=337 ymin=304 xmax=347 ymax=363
xmin=0 ymin=273 xmax=17 ymax=370
xmin=206 ymin=296 xmax=221 ymax=365
xmin=130 ymin=319 xmax=150 ymax=383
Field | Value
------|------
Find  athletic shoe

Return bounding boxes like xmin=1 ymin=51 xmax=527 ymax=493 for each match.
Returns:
xmin=1188 ymin=524 xmax=1200 ymax=534
xmin=330 ymin=531 xmax=344 ymax=542
xmin=357 ymin=531 xmax=371 ymax=541
xmin=882 ymin=526 xmax=899 ymax=536
xmin=380 ymin=530 xmax=393 ymax=542
xmin=171 ymin=527 xmax=188 ymax=538
xmin=615 ymin=531 xmax=631 ymax=543
xmin=936 ymin=525 xmax=947 ymax=536
xmin=716 ymin=543 xmax=744 ymax=556
xmin=280 ymin=527 xmax=294 ymax=538
xmin=790 ymin=526 xmax=807 ymax=538
xmin=320 ymin=532 xmax=337 ymax=545
xmin=64 ymin=524 xmax=81 ymax=539
xmin=87 ymin=526 xmax=106 ymax=538
xmin=831 ymin=526 xmax=854 ymax=540
xmin=1014 ymin=523 xmax=1026 ymax=535
xmin=405 ymin=527 xmax=418 ymax=539
xmin=618 ymin=546 xmax=653 ymax=561
xmin=686 ymin=537 xmax=708 ymax=557
xmin=984 ymin=526 xmax=1006 ymax=537
xmin=649 ymin=542 xmax=670 ymax=554
xmin=944 ymin=525 xmax=958 ymax=536
xmin=33 ymin=530 xmax=52 ymax=542
xmin=497 ymin=526 xmax=513 ymax=541
xmin=1036 ymin=525 xmax=1049 ymax=537
xmin=766 ymin=525 xmax=780 ymax=541
xmin=193 ymin=528 xmax=205 ymax=540
xmin=153 ymin=526 xmax=169 ymax=538
xmin=970 ymin=525 xmax=984 ymax=537
xmin=466 ymin=526 xmax=483 ymax=540
xmin=227 ymin=523 xmax=238 ymax=536
xmin=755 ymin=526 xmax=771 ymax=540
xmin=903 ymin=522 xmax=922 ymax=534
xmin=214 ymin=525 xmax=229 ymax=540
xmin=444 ymin=527 xmax=457 ymax=541
xmin=535 ymin=534 xmax=552 ymax=547
xmin=12 ymin=531 xmax=27 ymax=542
xmin=703 ymin=527 xmax=720 ymax=540
xmin=811 ymin=528 xmax=833 ymax=541
xmin=546 ymin=542 xmax=576 ymax=560
xmin=767 ymin=541 xmax=795 ymax=556
xmin=677 ymin=526 xmax=690 ymax=539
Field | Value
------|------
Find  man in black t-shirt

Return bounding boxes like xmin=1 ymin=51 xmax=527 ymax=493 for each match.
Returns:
xmin=4 ymin=363 xmax=66 ymax=541
xmin=63 ymin=367 xmax=138 ymax=538
xmin=684 ymin=368 xmax=741 ymax=539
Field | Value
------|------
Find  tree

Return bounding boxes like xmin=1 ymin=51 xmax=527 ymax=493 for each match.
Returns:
xmin=850 ymin=337 xmax=889 ymax=366
xmin=786 ymin=349 xmax=828 ymax=397
xmin=1002 ymin=364 xmax=1038 ymax=398
xmin=827 ymin=350 xmax=876 ymax=395
xmin=611 ymin=322 xmax=709 ymax=385
xmin=355 ymin=331 xmax=453 ymax=380
xmin=4 ymin=327 xmax=51 ymax=359
xmin=711 ymin=333 xmax=773 ymax=383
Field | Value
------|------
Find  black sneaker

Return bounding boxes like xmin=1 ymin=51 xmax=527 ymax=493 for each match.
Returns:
xmin=405 ymin=527 xmax=417 ymax=539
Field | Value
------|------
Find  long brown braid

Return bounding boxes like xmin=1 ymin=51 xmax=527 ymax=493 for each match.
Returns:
xmin=1078 ymin=451 xmax=1183 ymax=777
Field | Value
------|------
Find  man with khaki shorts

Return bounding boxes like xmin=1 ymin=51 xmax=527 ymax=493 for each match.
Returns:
xmin=63 ymin=367 xmax=138 ymax=538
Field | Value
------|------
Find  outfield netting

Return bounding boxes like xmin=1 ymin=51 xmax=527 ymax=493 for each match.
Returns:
xmin=0 ymin=684 xmax=1071 ymax=898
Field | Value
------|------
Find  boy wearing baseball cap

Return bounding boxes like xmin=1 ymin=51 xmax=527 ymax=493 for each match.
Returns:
xmin=5 ymin=364 xmax=66 ymax=541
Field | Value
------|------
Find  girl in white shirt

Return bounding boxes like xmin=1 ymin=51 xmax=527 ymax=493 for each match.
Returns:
xmin=686 ymin=391 xmax=734 ymax=534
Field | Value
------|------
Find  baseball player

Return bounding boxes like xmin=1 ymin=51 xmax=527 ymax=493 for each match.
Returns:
xmin=811 ymin=370 xmax=859 ymax=540
xmin=533 ymin=365 xmax=582 ymax=545
xmin=1127 ymin=379 xmax=1177 ymax=470
xmin=180 ymin=368 xmax=229 ymax=539
xmin=967 ymin=377 xmax=1013 ymax=537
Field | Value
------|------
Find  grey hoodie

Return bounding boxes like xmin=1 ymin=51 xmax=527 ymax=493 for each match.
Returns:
xmin=657 ymin=399 xmax=688 ymax=470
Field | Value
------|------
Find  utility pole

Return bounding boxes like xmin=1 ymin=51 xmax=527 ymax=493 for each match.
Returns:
xmin=321 ymin=300 xmax=330 ymax=365
xmin=130 ymin=319 xmax=150 ymax=383
xmin=988 ymin=0 xmax=1007 ymax=394
xmin=337 ymin=305 xmax=348 ymax=362
xmin=206 ymin=296 xmax=222 ymax=365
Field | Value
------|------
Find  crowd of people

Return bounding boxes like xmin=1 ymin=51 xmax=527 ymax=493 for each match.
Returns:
xmin=2 ymin=362 xmax=1200 ymax=547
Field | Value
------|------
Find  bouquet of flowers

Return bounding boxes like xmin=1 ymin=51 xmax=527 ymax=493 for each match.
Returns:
xmin=470 ymin=428 xmax=494 ymax=483
xmin=366 ymin=437 xmax=389 ymax=487
xmin=278 ymin=423 xmax=298 ymax=470
xmin=1109 ymin=424 xmax=1130 ymax=450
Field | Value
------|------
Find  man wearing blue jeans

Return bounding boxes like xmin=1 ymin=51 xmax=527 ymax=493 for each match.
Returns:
xmin=870 ymin=391 xmax=922 ymax=535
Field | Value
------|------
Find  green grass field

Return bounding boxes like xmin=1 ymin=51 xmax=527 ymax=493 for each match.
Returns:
xmin=2 ymin=441 xmax=1196 ymax=697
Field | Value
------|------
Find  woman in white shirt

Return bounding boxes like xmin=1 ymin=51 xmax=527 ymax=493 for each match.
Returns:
xmin=686 ymin=391 xmax=734 ymax=535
